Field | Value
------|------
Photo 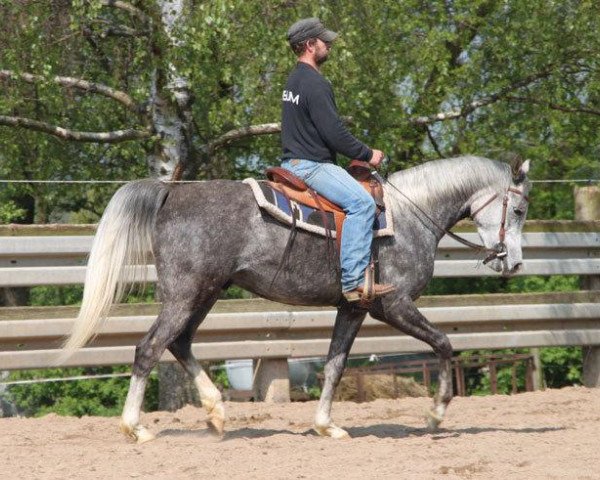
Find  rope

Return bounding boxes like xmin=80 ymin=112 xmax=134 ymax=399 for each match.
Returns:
xmin=0 ymin=372 xmax=133 ymax=386
xmin=530 ymin=179 xmax=599 ymax=184
xmin=0 ymin=353 xmax=410 ymax=387
xmin=0 ymin=179 xmax=205 ymax=184
xmin=0 ymin=178 xmax=597 ymax=185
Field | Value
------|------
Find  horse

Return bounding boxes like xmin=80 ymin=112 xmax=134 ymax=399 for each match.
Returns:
xmin=62 ymin=155 xmax=531 ymax=442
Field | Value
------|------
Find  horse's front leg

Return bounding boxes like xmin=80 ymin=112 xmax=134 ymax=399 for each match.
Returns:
xmin=314 ymin=306 xmax=367 ymax=439
xmin=372 ymin=295 xmax=454 ymax=429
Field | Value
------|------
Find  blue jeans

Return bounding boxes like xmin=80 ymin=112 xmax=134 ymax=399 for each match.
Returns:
xmin=281 ymin=159 xmax=376 ymax=292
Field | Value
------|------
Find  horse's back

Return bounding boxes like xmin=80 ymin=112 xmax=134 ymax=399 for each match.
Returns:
xmin=152 ymin=179 xmax=342 ymax=305
xmin=158 ymin=180 xmax=257 ymax=224
xmin=152 ymin=179 xmax=259 ymax=270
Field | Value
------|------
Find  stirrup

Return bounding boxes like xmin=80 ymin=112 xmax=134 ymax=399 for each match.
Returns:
xmin=362 ymin=260 xmax=376 ymax=302
xmin=342 ymin=263 xmax=396 ymax=304
xmin=342 ymin=283 xmax=396 ymax=303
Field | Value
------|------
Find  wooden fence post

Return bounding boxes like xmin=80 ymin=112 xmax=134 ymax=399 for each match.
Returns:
xmin=253 ymin=358 xmax=290 ymax=403
xmin=575 ymin=186 xmax=600 ymax=387
xmin=530 ymin=348 xmax=545 ymax=390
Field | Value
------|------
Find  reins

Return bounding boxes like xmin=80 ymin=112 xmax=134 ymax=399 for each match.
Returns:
xmin=372 ymin=171 xmax=529 ymax=264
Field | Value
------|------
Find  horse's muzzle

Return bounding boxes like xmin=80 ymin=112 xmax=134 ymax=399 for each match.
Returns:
xmin=483 ymin=242 xmax=507 ymax=266
xmin=508 ymin=262 xmax=523 ymax=275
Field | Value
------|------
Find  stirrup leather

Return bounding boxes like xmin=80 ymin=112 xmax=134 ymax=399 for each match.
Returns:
xmin=361 ymin=261 xmax=376 ymax=303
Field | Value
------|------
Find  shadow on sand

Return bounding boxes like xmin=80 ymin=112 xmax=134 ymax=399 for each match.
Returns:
xmin=345 ymin=424 xmax=566 ymax=440
xmin=155 ymin=424 xmax=565 ymax=441
xmin=156 ymin=426 xmax=313 ymax=440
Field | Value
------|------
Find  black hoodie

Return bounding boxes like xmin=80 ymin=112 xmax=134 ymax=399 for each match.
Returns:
xmin=281 ymin=62 xmax=372 ymax=164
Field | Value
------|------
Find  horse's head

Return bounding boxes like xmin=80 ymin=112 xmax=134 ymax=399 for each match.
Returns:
xmin=470 ymin=160 xmax=531 ymax=276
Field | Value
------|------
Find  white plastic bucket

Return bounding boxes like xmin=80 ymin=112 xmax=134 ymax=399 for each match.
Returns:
xmin=225 ymin=358 xmax=317 ymax=390
xmin=288 ymin=359 xmax=310 ymax=387
xmin=225 ymin=359 xmax=253 ymax=390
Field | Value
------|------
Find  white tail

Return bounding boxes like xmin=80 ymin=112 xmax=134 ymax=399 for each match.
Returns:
xmin=60 ymin=180 xmax=168 ymax=360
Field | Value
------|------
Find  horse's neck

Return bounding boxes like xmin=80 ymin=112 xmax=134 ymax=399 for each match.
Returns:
xmin=427 ymin=187 xmax=472 ymax=235
xmin=388 ymin=159 xmax=508 ymax=238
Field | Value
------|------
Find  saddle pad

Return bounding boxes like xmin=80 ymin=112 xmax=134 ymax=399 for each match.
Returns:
xmin=243 ymin=178 xmax=394 ymax=238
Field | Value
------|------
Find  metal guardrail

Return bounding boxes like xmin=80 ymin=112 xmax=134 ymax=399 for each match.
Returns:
xmin=0 ymin=230 xmax=599 ymax=286
xmin=0 ymin=222 xmax=599 ymax=372
xmin=1 ymin=294 xmax=600 ymax=370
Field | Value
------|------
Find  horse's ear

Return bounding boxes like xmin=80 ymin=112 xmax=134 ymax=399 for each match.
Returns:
xmin=509 ymin=154 xmax=523 ymax=175
xmin=513 ymin=159 xmax=530 ymax=184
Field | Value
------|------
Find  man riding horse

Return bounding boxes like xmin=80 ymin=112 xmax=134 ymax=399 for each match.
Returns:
xmin=61 ymin=16 xmax=531 ymax=443
xmin=280 ymin=18 xmax=396 ymax=303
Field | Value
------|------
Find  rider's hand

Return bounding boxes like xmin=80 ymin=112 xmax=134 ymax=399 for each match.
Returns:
xmin=368 ymin=149 xmax=385 ymax=169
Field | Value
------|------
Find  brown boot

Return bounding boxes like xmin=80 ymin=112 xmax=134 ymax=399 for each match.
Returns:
xmin=343 ymin=283 xmax=396 ymax=302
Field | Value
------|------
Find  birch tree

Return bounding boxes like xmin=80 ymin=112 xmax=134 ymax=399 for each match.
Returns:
xmin=1 ymin=0 xmax=599 ymax=221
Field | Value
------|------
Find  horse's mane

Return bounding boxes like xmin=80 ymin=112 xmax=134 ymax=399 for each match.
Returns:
xmin=386 ymin=156 xmax=513 ymax=209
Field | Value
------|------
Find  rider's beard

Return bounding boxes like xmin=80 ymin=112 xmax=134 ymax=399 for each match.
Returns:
xmin=315 ymin=51 xmax=329 ymax=66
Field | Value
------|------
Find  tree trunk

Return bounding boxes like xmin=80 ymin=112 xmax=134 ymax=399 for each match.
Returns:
xmin=151 ymin=0 xmax=203 ymax=409
xmin=147 ymin=0 xmax=199 ymax=180
xmin=157 ymin=363 xmax=200 ymax=411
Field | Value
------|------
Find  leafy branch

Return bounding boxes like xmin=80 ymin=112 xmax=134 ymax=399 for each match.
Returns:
xmin=0 ymin=70 xmax=139 ymax=112
xmin=408 ymin=68 xmax=554 ymax=126
xmin=204 ymin=122 xmax=281 ymax=154
xmin=507 ymin=96 xmax=600 ymax=116
xmin=0 ymin=70 xmax=151 ymax=143
xmin=0 ymin=116 xmax=152 ymax=143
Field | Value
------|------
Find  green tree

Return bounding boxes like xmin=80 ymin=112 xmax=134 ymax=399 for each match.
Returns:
xmin=2 ymin=1 xmax=600 ymax=221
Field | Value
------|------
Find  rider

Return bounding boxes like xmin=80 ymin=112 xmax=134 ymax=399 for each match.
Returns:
xmin=280 ymin=17 xmax=396 ymax=302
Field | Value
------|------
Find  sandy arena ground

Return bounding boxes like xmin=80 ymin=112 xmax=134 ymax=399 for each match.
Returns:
xmin=1 ymin=387 xmax=599 ymax=480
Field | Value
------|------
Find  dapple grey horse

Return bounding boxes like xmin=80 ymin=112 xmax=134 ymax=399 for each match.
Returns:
xmin=63 ymin=156 xmax=531 ymax=442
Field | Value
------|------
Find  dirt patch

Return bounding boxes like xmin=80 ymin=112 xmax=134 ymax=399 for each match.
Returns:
xmin=334 ymin=373 xmax=428 ymax=401
xmin=1 ymin=387 xmax=599 ymax=479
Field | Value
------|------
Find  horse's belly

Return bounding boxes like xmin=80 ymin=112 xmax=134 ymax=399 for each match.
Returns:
xmin=232 ymin=269 xmax=341 ymax=307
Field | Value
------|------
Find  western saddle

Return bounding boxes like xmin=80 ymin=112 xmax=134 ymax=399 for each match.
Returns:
xmin=264 ymin=160 xmax=385 ymax=250
xmin=265 ymin=160 xmax=393 ymax=304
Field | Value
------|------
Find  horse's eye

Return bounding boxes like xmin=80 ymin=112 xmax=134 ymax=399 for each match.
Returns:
xmin=513 ymin=207 xmax=524 ymax=216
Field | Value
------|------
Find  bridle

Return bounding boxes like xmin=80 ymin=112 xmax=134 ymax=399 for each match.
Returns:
xmin=470 ymin=187 xmax=530 ymax=264
xmin=372 ymin=170 xmax=529 ymax=265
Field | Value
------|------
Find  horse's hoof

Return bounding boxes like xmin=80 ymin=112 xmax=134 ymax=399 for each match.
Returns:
xmin=425 ymin=409 xmax=443 ymax=431
xmin=314 ymin=423 xmax=350 ymax=439
xmin=135 ymin=426 xmax=156 ymax=444
xmin=207 ymin=415 xmax=225 ymax=436
xmin=206 ymin=401 xmax=225 ymax=436
xmin=120 ymin=422 xmax=156 ymax=443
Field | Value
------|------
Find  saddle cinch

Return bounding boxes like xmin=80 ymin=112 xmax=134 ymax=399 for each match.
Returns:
xmin=264 ymin=160 xmax=386 ymax=250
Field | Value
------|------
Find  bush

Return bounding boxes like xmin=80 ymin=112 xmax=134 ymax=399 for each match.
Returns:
xmin=6 ymin=367 xmax=158 ymax=417
xmin=540 ymin=347 xmax=582 ymax=387
xmin=459 ymin=347 xmax=582 ymax=395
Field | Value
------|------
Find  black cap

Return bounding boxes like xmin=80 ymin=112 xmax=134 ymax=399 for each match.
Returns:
xmin=287 ymin=18 xmax=338 ymax=46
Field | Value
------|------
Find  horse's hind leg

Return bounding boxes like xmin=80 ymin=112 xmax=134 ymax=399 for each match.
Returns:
xmin=314 ymin=306 xmax=366 ymax=439
xmin=120 ymin=294 xmax=219 ymax=443
xmin=168 ymin=308 xmax=225 ymax=435
xmin=373 ymin=296 xmax=454 ymax=430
